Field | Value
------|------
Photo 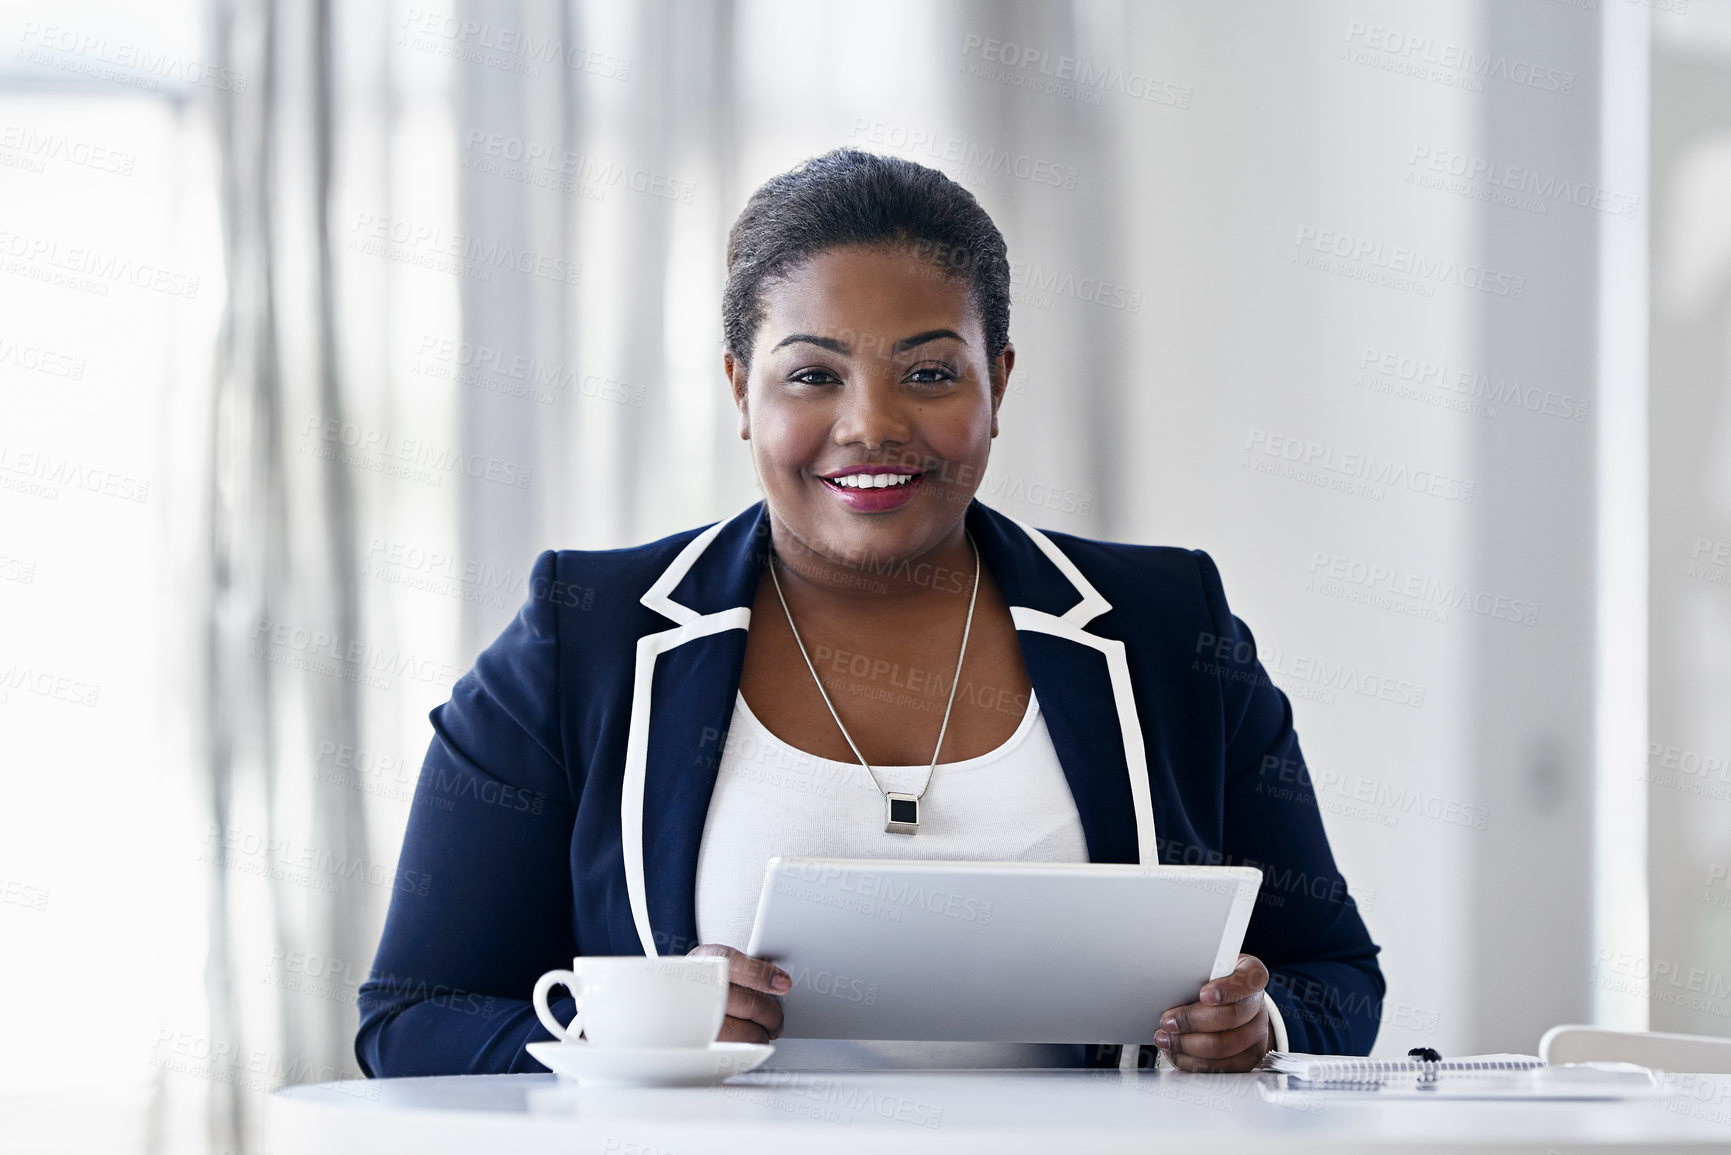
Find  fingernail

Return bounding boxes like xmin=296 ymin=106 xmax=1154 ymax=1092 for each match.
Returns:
xmin=1159 ymin=1016 xmax=1177 ymax=1033
xmin=1153 ymin=1030 xmax=1171 ymax=1049
xmin=1202 ymin=987 xmax=1220 ymax=1004
xmin=771 ymin=971 xmax=791 ymax=993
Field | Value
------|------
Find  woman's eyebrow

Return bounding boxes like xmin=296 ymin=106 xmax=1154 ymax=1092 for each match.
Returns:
xmin=772 ymin=333 xmax=851 ymax=354
xmin=893 ymin=328 xmax=967 ymax=353
xmin=769 ymin=329 xmax=969 ymax=356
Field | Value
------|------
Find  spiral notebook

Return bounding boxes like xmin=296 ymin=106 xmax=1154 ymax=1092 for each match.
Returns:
xmin=1260 ymin=1051 xmax=1544 ymax=1079
xmin=1257 ymin=1051 xmax=1663 ymax=1101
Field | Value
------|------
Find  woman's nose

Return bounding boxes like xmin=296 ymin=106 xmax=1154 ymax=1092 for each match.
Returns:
xmin=831 ymin=372 xmax=913 ymax=450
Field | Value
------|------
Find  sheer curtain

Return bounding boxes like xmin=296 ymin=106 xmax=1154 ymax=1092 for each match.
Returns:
xmin=196 ymin=0 xmax=370 ymax=1148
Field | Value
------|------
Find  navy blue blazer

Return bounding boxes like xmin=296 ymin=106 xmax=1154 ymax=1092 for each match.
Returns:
xmin=355 ymin=498 xmax=1384 ymax=1076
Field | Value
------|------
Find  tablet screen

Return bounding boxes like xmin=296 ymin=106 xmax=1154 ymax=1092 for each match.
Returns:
xmin=745 ymin=858 xmax=1263 ymax=1043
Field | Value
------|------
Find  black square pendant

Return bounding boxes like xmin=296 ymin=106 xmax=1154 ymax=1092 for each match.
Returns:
xmin=885 ymin=793 xmax=919 ymax=835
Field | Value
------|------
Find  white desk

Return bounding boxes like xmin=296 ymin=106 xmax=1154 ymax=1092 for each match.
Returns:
xmin=271 ymin=1068 xmax=1731 ymax=1153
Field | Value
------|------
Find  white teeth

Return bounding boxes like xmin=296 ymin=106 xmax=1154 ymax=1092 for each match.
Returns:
xmin=830 ymin=472 xmax=917 ymax=489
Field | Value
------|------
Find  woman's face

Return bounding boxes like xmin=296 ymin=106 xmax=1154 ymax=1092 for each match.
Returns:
xmin=726 ymin=243 xmax=1013 ymax=576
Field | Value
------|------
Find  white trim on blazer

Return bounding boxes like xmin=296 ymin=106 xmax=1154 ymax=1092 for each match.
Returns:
xmin=620 ymin=509 xmax=1159 ymax=959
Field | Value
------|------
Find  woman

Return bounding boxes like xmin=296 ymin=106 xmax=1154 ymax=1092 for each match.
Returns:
xmin=354 ymin=148 xmax=1384 ymax=1078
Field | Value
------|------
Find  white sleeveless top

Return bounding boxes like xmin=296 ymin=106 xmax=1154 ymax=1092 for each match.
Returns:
xmin=693 ymin=686 xmax=1091 ymax=1069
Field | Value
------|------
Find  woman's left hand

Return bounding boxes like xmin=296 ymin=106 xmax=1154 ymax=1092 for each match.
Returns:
xmin=1153 ymin=953 xmax=1274 ymax=1072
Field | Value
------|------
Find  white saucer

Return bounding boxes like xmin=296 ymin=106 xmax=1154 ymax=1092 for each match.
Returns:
xmin=526 ymin=1040 xmax=775 ymax=1087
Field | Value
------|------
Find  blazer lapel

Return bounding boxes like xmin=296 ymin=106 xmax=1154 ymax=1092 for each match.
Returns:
xmin=963 ymin=501 xmax=1155 ymax=867
xmin=621 ymin=503 xmax=768 ymax=956
xmin=635 ymin=625 xmax=750 ymax=955
xmin=620 ymin=499 xmax=1158 ymax=957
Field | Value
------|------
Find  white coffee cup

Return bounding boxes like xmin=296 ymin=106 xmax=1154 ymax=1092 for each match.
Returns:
xmin=532 ymin=955 xmax=730 ymax=1048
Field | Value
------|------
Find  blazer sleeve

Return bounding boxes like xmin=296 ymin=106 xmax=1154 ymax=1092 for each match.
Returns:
xmin=354 ymin=549 xmax=582 ymax=1077
xmin=1192 ymin=548 xmax=1386 ymax=1056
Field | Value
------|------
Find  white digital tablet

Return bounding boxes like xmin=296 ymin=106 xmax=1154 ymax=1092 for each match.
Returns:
xmin=744 ymin=858 xmax=1263 ymax=1043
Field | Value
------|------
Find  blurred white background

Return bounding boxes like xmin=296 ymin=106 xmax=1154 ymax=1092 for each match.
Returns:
xmin=2 ymin=1 xmax=1729 ymax=1151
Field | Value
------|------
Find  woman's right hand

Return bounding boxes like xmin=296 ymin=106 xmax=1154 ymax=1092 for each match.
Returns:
xmin=687 ymin=943 xmax=791 ymax=1043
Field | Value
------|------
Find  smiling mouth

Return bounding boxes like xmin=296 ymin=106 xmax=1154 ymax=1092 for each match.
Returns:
xmin=819 ymin=470 xmax=928 ymax=491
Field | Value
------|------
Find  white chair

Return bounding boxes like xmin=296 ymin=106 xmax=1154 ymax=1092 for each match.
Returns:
xmin=1540 ymin=1024 xmax=1731 ymax=1073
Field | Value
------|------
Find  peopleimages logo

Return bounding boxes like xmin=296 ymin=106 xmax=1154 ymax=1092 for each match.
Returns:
xmin=301 ymin=416 xmax=534 ymax=489
xmin=0 ymin=662 xmax=101 ymax=707
xmin=850 ymin=118 xmax=1080 ymax=190
xmin=1293 ymin=226 xmax=1526 ymax=300
xmin=398 ymin=8 xmax=631 ymax=80
xmin=1243 ymin=428 xmax=1477 ymax=505
xmin=958 ymin=34 xmax=1191 ymax=108
xmin=363 ymin=535 xmax=531 ymax=603
xmin=413 ymin=335 xmax=645 ymax=408
xmin=1591 ymin=950 xmax=1731 ymax=1016
xmin=152 ymin=1030 xmax=380 ymax=1099
xmin=1356 ymin=346 xmax=1588 ymax=422
xmin=1306 ymin=551 xmax=1541 ymax=627
xmin=0 ymin=444 xmax=150 ymax=503
xmin=200 ymin=824 xmax=433 ymax=897
xmin=15 ymin=21 xmax=250 ymax=93
xmin=0 ymin=227 xmax=201 ymax=299
xmin=0 ymin=334 xmax=86 ymax=380
xmin=461 ymin=130 xmax=694 ymax=203
xmin=250 ymin=615 xmax=466 ymax=691
xmin=787 ymin=862 xmax=994 ymax=924
xmin=725 ymin=1073 xmax=945 ymax=1130
xmin=348 ymin=212 xmax=581 ymax=286
xmin=1258 ymin=754 xmax=1489 ymax=831
xmin=1407 ymin=145 xmax=1640 ymax=220
xmin=0 ymin=123 xmax=136 ymax=176
xmin=785 ymin=964 xmax=879 ymax=1006
xmin=1342 ymin=21 xmax=1575 ymax=95
xmin=1009 ymin=258 xmax=1142 ymax=313
xmin=0 ymin=877 xmax=51 ymax=912
xmin=1194 ymin=631 xmax=1428 ymax=709
xmin=1640 ymin=740 xmax=1731 ymax=804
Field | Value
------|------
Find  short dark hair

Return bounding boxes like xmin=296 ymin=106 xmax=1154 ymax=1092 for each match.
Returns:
xmin=722 ymin=147 xmax=1011 ymax=369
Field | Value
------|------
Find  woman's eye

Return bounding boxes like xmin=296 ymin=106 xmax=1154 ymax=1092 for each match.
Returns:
xmin=907 ymin=366 xmax=957 ymax=386
xmin=790 ymin=368 xmax=840 ymax=386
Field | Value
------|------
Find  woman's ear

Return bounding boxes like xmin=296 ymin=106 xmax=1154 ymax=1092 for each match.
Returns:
xmin=989 ymin=341 xmax=1015 ymax=438
xmin=725 ymin=350 xmax=749 ymax=439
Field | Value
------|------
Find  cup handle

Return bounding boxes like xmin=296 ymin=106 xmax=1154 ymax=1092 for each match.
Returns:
xmin=533 ymin=969 xmax=582 ymax=1041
